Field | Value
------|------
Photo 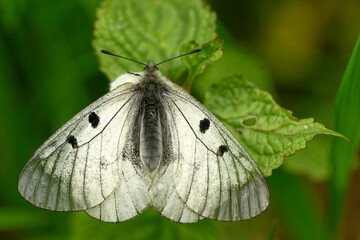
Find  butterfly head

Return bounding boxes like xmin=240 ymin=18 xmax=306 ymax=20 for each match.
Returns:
xmin=143 ymin=61 xmax=159 ymax=74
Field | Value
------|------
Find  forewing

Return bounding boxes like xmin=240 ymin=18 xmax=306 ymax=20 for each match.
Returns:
xmin=164 ymin=85 xmax=270 ymax=221
xmin=18 ymin=83 xmax=139 ymax=211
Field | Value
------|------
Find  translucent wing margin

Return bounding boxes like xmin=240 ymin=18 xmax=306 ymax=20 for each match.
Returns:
xmin=163 ymin=85 xmax=270 ymax=221
xmin=18 ymin=83 xmax=139 ymax=212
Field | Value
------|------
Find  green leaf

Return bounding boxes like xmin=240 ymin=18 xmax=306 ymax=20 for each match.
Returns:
xmin=204 ymin=75 xmax=347 ymax=176
xmin=328 ymin=34 xmax=360 ymax=237
xmin=180 ymin=39 xmax=223 ymax=90
xmin=93 ymin=0 xmax=216 ymax=82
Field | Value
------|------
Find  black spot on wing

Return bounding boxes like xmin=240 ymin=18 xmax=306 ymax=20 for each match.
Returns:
xmin=67 ymin=135 xmax=78 ymax=148
xmin=88 ymin=112 xmax=100 ymax=128
xmin=217 ymin=145 xmax=228 ymax=156
xmin=199 ymin=118 xmax=210 ymax=133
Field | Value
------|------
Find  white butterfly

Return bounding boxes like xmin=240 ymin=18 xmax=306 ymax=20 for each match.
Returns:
xmin=18 ymin=49 xmax=269 ymax=223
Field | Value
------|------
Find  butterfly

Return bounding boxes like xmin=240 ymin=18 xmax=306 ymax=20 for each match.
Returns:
xmin=18 ymin=49 xmax=269 ymax=223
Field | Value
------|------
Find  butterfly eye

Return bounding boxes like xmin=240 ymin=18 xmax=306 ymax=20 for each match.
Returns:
xmin=66 ymin=135 xmax=78 ymax=149
xmin=199 ymin=118 xmax=210 ymax=133
xmin=217 ymin=145 xmax=228 ymax=156
xmin=88 ymin=112 xmax=100 ymax=128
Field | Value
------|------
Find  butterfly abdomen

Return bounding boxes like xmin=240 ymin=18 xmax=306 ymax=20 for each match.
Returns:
xmin=139 ymin=82 xmax=163 ymax=172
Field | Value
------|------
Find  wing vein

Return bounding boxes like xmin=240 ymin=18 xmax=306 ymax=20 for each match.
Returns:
xmin=77 ymin=93 xmax=137 ymax=148
xmin=167 ymin=92 xmax=241 ymax=149
xmin=68 ymin=148 xmax=79 ymax=209
xmin=114 ymin=191 xmax=120 ymax=222
xmin=32 ymin=158 xmax=46 ymax=206
xmin=221 ymin=154 xmax=233 ymax=220
xmin=200 ymin=149 xmax=210 ymax=216
xmin=83 ymin=144 xmax=90 ymax=209
xmin=55 ymin=149 xmax=73 ymax=210
xmin=44 ymin=144 xmax=67 ymax=209
xmin=99 ymin=132 xmax=105 ymax=199
xmin=215 ymin=154 xmax=222 ymax=219
xmin=167 ymin=97 xmax=217 ymax=155
xmin=185 ymin=138 xmax=197 ymax=203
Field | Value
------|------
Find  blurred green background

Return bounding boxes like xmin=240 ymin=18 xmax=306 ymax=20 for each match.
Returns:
xmin=0 ymin=0 xmax=359 ymax=239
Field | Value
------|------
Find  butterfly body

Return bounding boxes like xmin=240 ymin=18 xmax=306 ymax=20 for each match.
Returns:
xmin=18 ymin=59 xmax=270 ymax=223
xmin=139 ymin=64 xmax=166 ymax=172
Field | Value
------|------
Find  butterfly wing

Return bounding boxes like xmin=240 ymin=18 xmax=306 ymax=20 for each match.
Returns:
xmin=85 ymin=155 xmax=151 ymax=222
xmin=18 ymin=83 xmax=141 ymax=212
xmin=148 ymin=160 xmax=204 ymax=223
xmin=162 ymin=84 xmax=269 ymax=221
xmin=85 ymin=103 xmax=151 ymax=222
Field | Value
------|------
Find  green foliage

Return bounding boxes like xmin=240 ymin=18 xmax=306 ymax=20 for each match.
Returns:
xmin=328 ymin=34 xmax=360 ymax=238
xmin=180 ymin=39 xmax=223 ymax=88
xmin=94 ymin=0 xmax=216 ymax=81
xmin=204 ymin=74 xmax=346 ymax=176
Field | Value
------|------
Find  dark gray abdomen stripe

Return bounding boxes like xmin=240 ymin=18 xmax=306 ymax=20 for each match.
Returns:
xmin=139 ymin=106 xmax=162 ymax=172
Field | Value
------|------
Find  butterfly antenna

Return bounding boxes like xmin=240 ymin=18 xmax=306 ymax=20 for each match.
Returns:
xmin=101 ymin=50 xmax=148 ymax=67
xmin=154 ymin=49 xmax=201 ymax=67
